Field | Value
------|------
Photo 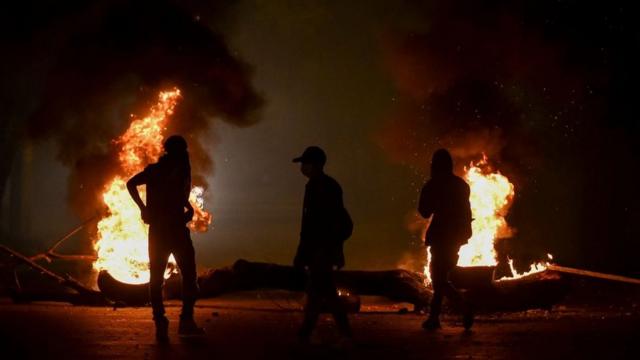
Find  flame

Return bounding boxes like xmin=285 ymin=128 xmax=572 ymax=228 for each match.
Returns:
xmin=499 ymin=253 xmax=554 ymax=280
xmin=93 ymin=88 xmax=212 ymax=284
xmin=422 ymin=155 xmax=551 ymax=284
xmin=188 ymin=186 xmax=213 ymax=232
xmin=423 ymin=246 xmax=432 ymax=286
xmin=457 ymin=155 xmax=514 ymax=267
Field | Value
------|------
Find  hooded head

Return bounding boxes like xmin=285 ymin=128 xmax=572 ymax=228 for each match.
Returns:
xmin=160 ymin=135 xmax=190 ymax=174
xmin=431 ymin=148 xmax=453 ymax=177
xmin=163 ymin=135 xmax=188 ymax=155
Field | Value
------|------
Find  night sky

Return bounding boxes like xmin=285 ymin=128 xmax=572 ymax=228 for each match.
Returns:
xmin=1 ymin=1 xmax=639 ymax=276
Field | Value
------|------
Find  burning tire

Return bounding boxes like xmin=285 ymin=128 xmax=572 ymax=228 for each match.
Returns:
xmin=97 ymin=270 xmax=149 ymax=306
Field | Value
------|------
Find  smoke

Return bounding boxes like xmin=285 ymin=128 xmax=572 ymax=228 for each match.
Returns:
xmin=376 ymin=1 xmax=592 ymax=177
xmin=1 ymin=0 xmax=262 ymax=219
xmin=376 ymin=0 xmax=640 ymax=273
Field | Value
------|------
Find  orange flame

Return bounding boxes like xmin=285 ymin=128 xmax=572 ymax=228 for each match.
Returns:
xmin=423 ymin=246 xmax=432 ymax=286
xmin=188 ymin=186 xmax=213 ymax=232
xmin=457 ymin=155 xmax=514 ymax=267
xmin=93 ymin=88 xmax=212 ymax=284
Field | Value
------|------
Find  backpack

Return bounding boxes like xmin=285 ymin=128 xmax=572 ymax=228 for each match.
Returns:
xmin=335 ymin=206 xmax=353 ymax=243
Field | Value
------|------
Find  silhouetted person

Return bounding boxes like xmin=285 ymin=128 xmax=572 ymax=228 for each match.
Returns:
xmin=418 ymin=148 xmax=474 ymax=330
xmin=127 ymin=135 xmax=204 ymax=342
xmin=292 ymin=146 xmax=353 ymax=341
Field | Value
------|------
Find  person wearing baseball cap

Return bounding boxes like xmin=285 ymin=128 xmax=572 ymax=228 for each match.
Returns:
xmin=292 ymin=146 xmax=353 ymax=341
xmin=292 ymin=146 xmax=327 ymax=166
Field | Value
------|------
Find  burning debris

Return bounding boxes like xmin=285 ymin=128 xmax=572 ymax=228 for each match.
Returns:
xmin=423 ymin=155 xmax=552 ymax=287
xmin=376 ymin=1 xmax=640 ymax=277
xmin=0 ymin=135 xmax=634 ymax=315
xmin=94 ymin=89 xmax=211 ymax=285
xmin=1 ymin=0 xmax=262 ymax=223
xmin=0 ymin=39 xmax=633 ymax=318
xmin=0 ymin=150 xmax=623 ymax=314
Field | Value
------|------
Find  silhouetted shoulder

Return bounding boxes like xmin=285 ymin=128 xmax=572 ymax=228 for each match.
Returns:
xmin=323 ymin=174 xmax=342 ymax=192
xmin=453 ymin=175 xmax=470 ymax=192
xmin=422 ymin=178 xmax=435 ymax=190
xmin=143 ymin=163 xmax=159 ymax=175
xmin=307 ymin=174 xmax=342 ymax=192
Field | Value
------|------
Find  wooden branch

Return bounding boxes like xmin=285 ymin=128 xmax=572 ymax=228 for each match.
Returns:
xmin=547 ymin=265 xmax=640 ymax=285
xmin=461 ymin=270 xmax=569 ymax=313
xmin=0 ymin=245 xmax=111 ymax=306
xmin=28 ymin=214 xmax=100 ymax=264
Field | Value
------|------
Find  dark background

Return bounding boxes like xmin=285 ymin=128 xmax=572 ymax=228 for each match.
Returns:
xmin=1 ymin=1 xmax=638 ymax=276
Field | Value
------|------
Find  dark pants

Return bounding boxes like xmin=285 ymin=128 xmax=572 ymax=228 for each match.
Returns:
xmin=299 ymin=264 xmax=351 ymax=337
xmin=429 ymin=248 xmax=462 ymax=320
xmin=148 ymin=224 xmax=198 ymax=321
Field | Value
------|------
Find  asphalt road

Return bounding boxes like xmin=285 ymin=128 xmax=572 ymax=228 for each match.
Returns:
xmin=0 ymin=294 xmax=638 ymax=359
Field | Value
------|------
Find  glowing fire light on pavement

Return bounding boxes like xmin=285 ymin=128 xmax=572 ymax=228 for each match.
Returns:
xmin=93 ymin=88 xmax=212 ymax=284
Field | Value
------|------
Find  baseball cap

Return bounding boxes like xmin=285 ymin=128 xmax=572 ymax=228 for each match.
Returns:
xmin=292 ymin=146 xmax=326 ymax=165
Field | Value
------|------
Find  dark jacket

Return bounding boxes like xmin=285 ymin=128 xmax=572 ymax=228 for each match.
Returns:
xmin=294 ymin=173 xmax=351 ymax=268
xmin=418 ymin=173 xmax=472 ymax=252
xmin=139 ymin=155 xmax=191 ymax=226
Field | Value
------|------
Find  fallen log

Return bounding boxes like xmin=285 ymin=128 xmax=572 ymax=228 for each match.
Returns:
xmin=468 ymin=270 xmax=569 ymax=312
xmin=97 ymin=260 xmax=570 ymax=313
xmin=445 ymin=266 xmax=569 ymax=313
xmin=547 ymin=265 xmax=640 ymax=285
xmin=450 ymin=266 xmax=496 ymax=290
xmin=98 ymin=259 xmax=432 ymax=310
xmin=188 ymin=260 xmax=431 ymax=311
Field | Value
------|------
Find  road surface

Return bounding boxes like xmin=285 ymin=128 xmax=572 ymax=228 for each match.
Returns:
xmin=0 ymin=293 xmax=638 ymax=359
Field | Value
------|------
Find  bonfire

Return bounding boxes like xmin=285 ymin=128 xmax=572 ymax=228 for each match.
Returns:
xmin=93 ymin=89 xmax=212 ymax=285
xmin=424 ymin=155 xmax=551 ymax=284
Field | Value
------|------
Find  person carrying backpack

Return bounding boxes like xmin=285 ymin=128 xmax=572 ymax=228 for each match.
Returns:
xmin=292 ymin=146 xmax=353 ymax=341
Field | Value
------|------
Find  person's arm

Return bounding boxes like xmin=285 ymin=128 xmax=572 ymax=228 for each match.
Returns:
xmin=183 ymin=173 xmax=192 ymax=202
xmin=295 ymin=185 xmax=312 ymax=269
xmin=418 ymin=182 xmax=434 ymax=219
xmin=183 ymin=199 xmax=194 ymax=224
xmin=314 ymin=181 xmax=341 ymax=237
xmin=182 ymin=172 xmax=194 ymax=223
xmin=127 ymin=171 xmax=149 ymax=222
xmin=463 ymin=182 xmax=472 ymax=222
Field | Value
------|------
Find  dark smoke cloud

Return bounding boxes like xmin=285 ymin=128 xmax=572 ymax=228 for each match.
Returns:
xmin=1 ymin=0 xmax=262 ymax=219
xmin=377 ymin=0 xmax=640 ymax=274
xmin=377 ymin=1 xmax=594 ymax=174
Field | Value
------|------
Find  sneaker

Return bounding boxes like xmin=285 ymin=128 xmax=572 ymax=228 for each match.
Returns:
xmin=178 ymin=318 xmax=205 ymax=337
xmin=422 ymin=317 xmax=441 ymax=330
xmin=154 ymin=316 xmax=169 ymax=343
